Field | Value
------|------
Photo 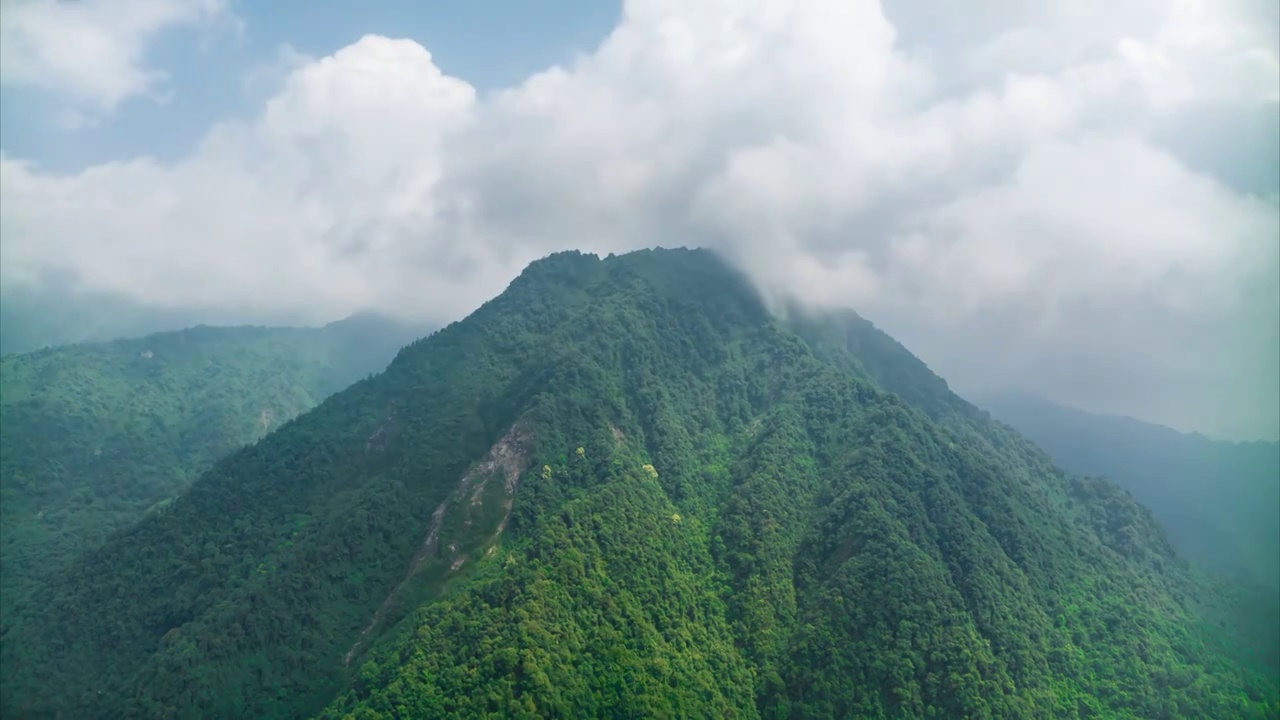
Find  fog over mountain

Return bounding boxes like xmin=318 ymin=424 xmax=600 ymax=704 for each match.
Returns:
xmin=2 ymin=0 xmax=1277 ymax=440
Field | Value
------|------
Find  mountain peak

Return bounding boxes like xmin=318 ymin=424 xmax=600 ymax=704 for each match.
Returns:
xmin=3 ymin=247 xmax=1275 ymax=720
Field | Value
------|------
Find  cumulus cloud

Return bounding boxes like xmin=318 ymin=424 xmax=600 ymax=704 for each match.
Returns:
xmin=0 ymin=0 xmax=231 ymax=120
xmin=1 ymin=0 xmax=1277 ymax=439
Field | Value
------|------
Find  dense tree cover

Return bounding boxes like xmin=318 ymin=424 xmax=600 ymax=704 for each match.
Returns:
xmin=0 ymin=313 xmax=423 ymax=623
xmin=977 ymin=392 xmax=1280 ymax=592
xmin=794 ymin=307 xmax=1280 ymax=682
xmin=2 ymin=248 xmax=1276 ymax=719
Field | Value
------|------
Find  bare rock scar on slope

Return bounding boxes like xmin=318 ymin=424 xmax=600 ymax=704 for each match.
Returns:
xmin=343 ymin=422 xmax=534 ymax=667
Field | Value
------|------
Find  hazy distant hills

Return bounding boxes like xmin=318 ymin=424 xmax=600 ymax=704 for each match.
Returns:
xmin=1 ymin=285 xmax=260 ymax=357
xmin=3 ymin=249 xmax=1274 ymax=719
xmin=977 ymin=391 xmax=1280 ymax=593
xmin=0 ymin=313 xmax=429 ymax=623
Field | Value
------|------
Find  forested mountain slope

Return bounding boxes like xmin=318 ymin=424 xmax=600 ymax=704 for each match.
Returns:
xmin=0 ymin=313 xmax=424 ymax=621
xmin=2 ymin=249 xmax=1275 ymax=720
xmin=788 ymin=306 xmax=1280 ymax=681
xmin=975 ymin=392 xmax=1280 ymax=593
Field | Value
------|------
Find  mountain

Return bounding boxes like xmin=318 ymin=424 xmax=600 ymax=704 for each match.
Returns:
xmin=1 ymin=249 xmax=1276 ymax=720
xmin=0 ymin=313 xmax=427 ymax=622
xmin=0 ymin=284 xmax=306 ymax=358
xmin=976 ymin=391 xmax=1280 ymax=593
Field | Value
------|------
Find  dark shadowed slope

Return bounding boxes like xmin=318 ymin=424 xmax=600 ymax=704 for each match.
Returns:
xmin=0 ymin=313 xmax=426 ymax=622
xmin=2 ymin=249 xmax=1276 ymax=720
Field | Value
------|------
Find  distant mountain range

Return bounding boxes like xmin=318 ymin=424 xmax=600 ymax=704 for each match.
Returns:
xmin=977 ymin=391 xmax=1280 ymax=593
xmin=0 ymin=285 xmax=418 ymax=358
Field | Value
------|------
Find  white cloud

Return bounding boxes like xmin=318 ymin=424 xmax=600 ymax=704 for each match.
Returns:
xmin=241 ymin=44 xmax=314 ymax=101
xmin=0 ymin=0 xmax=231 ymax=117
xmin=2 ymin=35 xmax=477 ymax=320
xmin=1 ymin=0 xmax=1277 ymax=439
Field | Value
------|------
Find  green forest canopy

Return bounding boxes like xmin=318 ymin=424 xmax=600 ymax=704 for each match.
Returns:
xmin=0 ymin=313 xmax=424 ymax=623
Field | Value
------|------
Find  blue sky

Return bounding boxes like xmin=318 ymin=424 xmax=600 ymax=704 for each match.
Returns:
xmin=0 ymin=1 xmax=621 ymax=171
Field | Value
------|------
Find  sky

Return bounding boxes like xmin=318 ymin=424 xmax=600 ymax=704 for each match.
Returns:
xmin=0 ymin=0 xmax=1277 ymax=441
